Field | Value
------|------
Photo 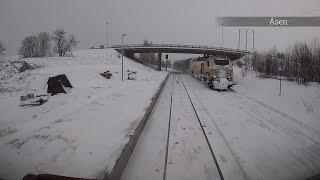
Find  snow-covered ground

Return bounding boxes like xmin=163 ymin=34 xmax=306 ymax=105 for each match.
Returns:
xmin=122 ymin=68 xmax=320 ymax=180
xmin=0 ymin=49 xmax=167 ymax=180
xmin=183 ymin=69 xmax=320 ymax=180
xmin=122 ymin=75 xmax=222 ymax=180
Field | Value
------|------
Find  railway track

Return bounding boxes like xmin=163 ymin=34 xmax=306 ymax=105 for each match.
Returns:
xmin=121 ymin=73 xmax=224 ymax=180
xmin=162 ymin=73 xmax=224 ymax=180
xmin=123 ymin=73 xmax=320 ymax=180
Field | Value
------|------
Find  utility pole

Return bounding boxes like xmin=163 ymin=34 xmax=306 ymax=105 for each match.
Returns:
xmin=239 ymin=29 xmax=254 ymax=51
xmin=221 ymin=24 xmax=224 ymax=48
xmin=252 ymin=29 xmax=255 ymax=51
xmin=245 ymin=29 xmax=248 ymax=51
xmin=106 ymin=20 xmax=109 ymax=48
xmin=238 ymin=29 xmax=240 ymax=50
xmin=121 ymin=33 xmax=126 ymax=82
xmin=8 ymin=40 xmax=10 ymax=61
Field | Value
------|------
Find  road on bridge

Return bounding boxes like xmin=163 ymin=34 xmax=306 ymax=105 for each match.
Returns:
xmin=121 ymin=74 xmax=320 ymax=180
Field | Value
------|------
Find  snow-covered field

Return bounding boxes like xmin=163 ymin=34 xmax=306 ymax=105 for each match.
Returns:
xmin=0 ymin=49 xmax=167 ymax=180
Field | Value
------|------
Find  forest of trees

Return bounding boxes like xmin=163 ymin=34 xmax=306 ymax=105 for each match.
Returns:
xmin=0 ymin=41 xmax=5 ymax=56
xmin=19 ymin=29 xmax=78 ymax=58
xmin=251 ymin=38 xmax=320 ymax=84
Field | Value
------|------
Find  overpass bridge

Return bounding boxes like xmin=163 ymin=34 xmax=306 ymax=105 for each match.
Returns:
xmin=111 ymin=44 xmax=250 ymax=71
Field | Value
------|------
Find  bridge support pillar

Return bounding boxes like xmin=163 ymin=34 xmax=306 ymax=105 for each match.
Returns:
xmin=158 ymin=53 xmax=162 ymax=71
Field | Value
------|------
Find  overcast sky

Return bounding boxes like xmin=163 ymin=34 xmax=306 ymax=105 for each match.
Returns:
xmin=0 ymin=0 xmax=320 ymax=57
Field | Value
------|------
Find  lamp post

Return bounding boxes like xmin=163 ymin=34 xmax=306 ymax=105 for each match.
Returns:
xmin=8 ymin=40 xmax=10 ymax=61
xmin=221 ymin=24 xmax=224 ymax=48
xmin=121 ymin=33 xmax=126 ymax=82
xmin=245 ymin=29 xmax=248 ymax=51
xmin=106 ymin=20 xmax=109 ymax=48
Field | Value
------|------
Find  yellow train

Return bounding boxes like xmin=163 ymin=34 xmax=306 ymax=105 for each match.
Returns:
xmin=191 ymin=56 xmax=235 ymax=90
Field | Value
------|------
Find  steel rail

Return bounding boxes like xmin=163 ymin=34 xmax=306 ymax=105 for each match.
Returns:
xmin=178 ymin=74 xmax=225 ymax=180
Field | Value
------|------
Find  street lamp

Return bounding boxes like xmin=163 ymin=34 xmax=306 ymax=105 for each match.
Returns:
xmin=106 ymin=20 xmax=109 ymax=48
xmin=221 ymin=24 xmax=224 ymax=48
xmin=121 ymin=33 xmax=127 ymax=82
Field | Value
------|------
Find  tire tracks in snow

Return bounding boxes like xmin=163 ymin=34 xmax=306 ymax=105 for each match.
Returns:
xmin=224 ymin=92 xmax=320 ymax=146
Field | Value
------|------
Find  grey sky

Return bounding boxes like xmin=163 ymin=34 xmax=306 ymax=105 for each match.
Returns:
xmin=0 ymin=0 xmax=320 ymax=57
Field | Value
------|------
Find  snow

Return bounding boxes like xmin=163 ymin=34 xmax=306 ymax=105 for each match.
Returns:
xmin=182 ymin=68 xmax=320 ymax=180
xmin=121 ymin=75 xmax=172 ymax=180
xmin=122 ymin=74 xmax=221 ymax=180
xmin=165 ymin=75 xmax=221 ymax=180
xmin=0 ymin=49 xmax=167 ymax=180
xmin=213 ymin=78 xmax=230 ymax=90
xmin=122 ymin=68 xmax=320 ymax=180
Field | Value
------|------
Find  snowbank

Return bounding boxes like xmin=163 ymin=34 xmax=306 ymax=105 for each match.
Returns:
xmin=0 ymin=49 xmax=167 ymax=179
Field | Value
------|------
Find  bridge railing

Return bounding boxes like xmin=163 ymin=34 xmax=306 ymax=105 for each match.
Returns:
xmin=111 ymin=44 xmax=251 ymax=54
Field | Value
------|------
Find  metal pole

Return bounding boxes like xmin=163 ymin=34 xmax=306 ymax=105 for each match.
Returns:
xmin=221 ymin=24 xmax=224 ymax=48
xmin=252 ymin=29 xmax=255 ymax=51
xmin=279 ymin=72 xmax=282 ymax=96
xmin=238 ymin=29 xmax=240 ymax=50
xmin=8 ymin=40 xmax=10 ymax=61
xmin=279 ymin=61 xmax=282 ymax=96
xmin=158 ymin=53 xmax=162 ymax=71
xmin=165 ymin=54 xmax=168 ymax=72
xmin=106 ymin=21 xmax=109 ymax=48
xmin=121 ymin=34 xmax=125 ymax=82
xmin=166 ymin=60 xmax=168 ymax=72
xmin=245 ymin=29 xmax=248 ymax=51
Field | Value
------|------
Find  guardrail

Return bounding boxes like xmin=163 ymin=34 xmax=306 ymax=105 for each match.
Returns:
xmin=111 ymin=44 xmax=251 ymax=54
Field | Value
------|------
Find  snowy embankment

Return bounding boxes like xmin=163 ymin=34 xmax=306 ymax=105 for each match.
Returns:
xmin=230 ymin=68 xmax=320 ymax=179
xmin=233 ymin=67 xmax=320 ymax=131
xmin=0 ymin=49 xmax=167 ymax=180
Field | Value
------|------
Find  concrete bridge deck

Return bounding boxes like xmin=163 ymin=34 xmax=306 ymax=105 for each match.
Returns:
xmin=112 ymin=44 xmax=250 ymax=70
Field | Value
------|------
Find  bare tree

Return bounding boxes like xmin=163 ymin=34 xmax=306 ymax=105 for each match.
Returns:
xmin=52 ymin=29 xmax=66 ymax=56
xmin=139 ymin=40 xmax=157 ymax=65
xmin=251 ymin=38 xmax=320 ymax=84
xmin=65 ymin=34 xmax=79 ymax=55
xmin=19 ymin=35 xmax=38 ymax=58
xmin=52 ymin=29 xmax=79 ymax=56
xmin=0 ymin=41 xmax=5 ymax=56
xmin=19 ymin=32 xmax=51 ymax=58
xmin=37 ymin=32 xmax=51 ymax=57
